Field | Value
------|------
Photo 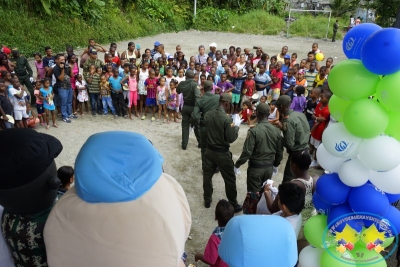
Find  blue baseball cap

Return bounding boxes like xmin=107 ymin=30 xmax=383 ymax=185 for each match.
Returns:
xmin=284 ymin=54 xmax=291 ymax=59
xmin=154 ymin=41 xmax=161 ymax=46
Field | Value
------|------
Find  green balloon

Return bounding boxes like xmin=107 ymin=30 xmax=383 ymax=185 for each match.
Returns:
xmin=351 ymin=244 xmax=387 ymax=266
xmin=328 ymin=59 xmax=380 ymax=101
xmin=320 ymin=247 xmax=354 ymax=267
xmin=344 ymin=99 xmax=389 ymax=139
xmin=385 ymin=112 xmax=400 ymax=141
xmin=329 ymin=94 xmax=353 ymax=122
xmin=377 ymin=71 xmax=400 ymax=112
xmin=304 ymin=215 xmax=335 ymax=248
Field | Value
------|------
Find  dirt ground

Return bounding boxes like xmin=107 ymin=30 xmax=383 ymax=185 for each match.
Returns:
xmin=29 ymin=31 xmax=396 ymax=266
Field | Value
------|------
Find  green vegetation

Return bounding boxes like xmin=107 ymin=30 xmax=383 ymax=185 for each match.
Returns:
xmin=0 ymin=0 xmax=384 ymax=57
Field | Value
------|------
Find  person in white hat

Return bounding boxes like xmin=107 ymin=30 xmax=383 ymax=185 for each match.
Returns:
xmin=208 ymin=42 xmax=217 ymax=60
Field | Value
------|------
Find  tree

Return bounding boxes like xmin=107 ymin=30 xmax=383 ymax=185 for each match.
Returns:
xmin=394 ymin=3 xmax=400 ymax=28
xmin=329 ymin=0 xmax=360 ymax=17
xmin=367 ymin=0 xmax=400 ymax=27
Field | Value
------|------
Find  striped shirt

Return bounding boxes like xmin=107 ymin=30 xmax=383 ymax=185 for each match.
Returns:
xmin=86 ymin=73 xmax=100 ymax=94
xmin=144 ymin=78 xmax=158 ymax=99
xmin=305 ymin=70 xmax=317 ymax=89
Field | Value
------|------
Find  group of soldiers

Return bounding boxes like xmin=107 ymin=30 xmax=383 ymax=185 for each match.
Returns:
xmin=177 ymin=70 xmax=310 ymax=212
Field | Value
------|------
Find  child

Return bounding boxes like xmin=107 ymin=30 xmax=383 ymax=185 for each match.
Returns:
xmin=109 ymin=67 xmax=126 ymax=117
xmin=222 ymin=48 xmax=228 ymax=59
xmin=57 ymin=166 xmax=75 ymax=195
xmin=290 ymin=86 xmax=307 ymax=113
xmin=254 ymin=64 xmax=272 ymax=99
xmin=311 ymin=43 xmax=321 ymax=54
xmin=305 ymin=62 xmax=318 ymax=96
xmin=138 ymin=61 xmax=149 ymax=117
xmin=295 ymin=70 xmax=308 ymax=97
xmin=325 ymin=57 xmax=333 ymax=75
xmin=290 ymin=53 xmax=297 ymax=67
xmin=105 ymin=64 xmax=114 ymax=80
xmin=230 ymin=65 xmax=238 ymax=78
xmin=9 ymin=78 xmax=29 ymax=128
xmin=122 ymin=66 xmax=139 ymax=118
xmin=195 ymin=199 xmax=234 ymax=267
xmin=154 ymin=66 xmax=161 ymax=79
xmin=75 ymin=74 xmax=89 ymax=115
xmin=143 ymin=69 xmax=157 ymax=121
xmin=156 ymin=77 xmax=168 ymax=122
xmin=231 ymin=70 xmax=245 ymax=113
xmin=216 ymin=73 xmax=234 ymax=94
xmin=86 ymin=64 xmax=101 ymax=116
xmin=241 ymin=71 xmax=255 ymax=106
xmin=175 ymin=68 xmax=186 ymax=84
xmin=25 ymin=103 xmax=40 ymax=128
xmin=34 ymin=53 xmax=46 ymax=80
xmin=313 ymin=66 xmax=327 ymax=88
xmin=304 ymin=87 xmax=321 ymax=129
xmin=269 ymin=62 xmax=283 ymax=101
xmin=240 ymin=100 xmax=253 ymax=125
xmin=39 ymin=77 xmax=57 ymax=129
xmin=33 ymin=80 xmax=45 ymax=126
xmin=167 ymin=79 xmax=179 ymax=123
xmin=0 ymin=83 xmax=13 ymax=129
xmin=268 ymin=100 xmax=280 ymax=125
xmin=282 ymin=68 xmax=296 ymax=99
xmin=263 ymin=182 xmax=305 ymax=239
xmin=165 ymin=67 xmax=176 ymax=90
xmin=99 ymin=74 xmax=117 ymax=117
xmin=310 ymin=90 xmax=332 ymax=168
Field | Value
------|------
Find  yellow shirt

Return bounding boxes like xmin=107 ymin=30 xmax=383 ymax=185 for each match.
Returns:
xmin=314 ymin=75 xmax=326 ymax=87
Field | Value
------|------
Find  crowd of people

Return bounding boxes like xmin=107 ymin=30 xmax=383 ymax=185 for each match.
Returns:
xmin=0 ymin=39 xmax=338 ymax=267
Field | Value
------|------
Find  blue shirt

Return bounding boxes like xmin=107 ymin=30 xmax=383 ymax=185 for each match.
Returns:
xmin=108 ymin=76 xmax=122 ymax=91
xmin=254 ymin=72 xmax=272 ymax=91
xmin=231 ymin=77 xmax=245 ymax=94
xmin=282 ymin=74 xmax=296 ymax=92
xmin=281 ymin=64 xmax=290 ymax=74
xmin=216 ymin=66 xmax=225 ymax=76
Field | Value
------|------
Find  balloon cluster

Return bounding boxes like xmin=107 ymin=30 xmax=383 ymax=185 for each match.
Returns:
xmin=299 ymin=24 xmax=400 ymax=267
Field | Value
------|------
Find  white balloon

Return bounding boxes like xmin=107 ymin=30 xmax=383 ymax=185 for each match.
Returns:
xmin=322 ymin=122 xmax=363 ymax=158
xmin=298 ymin=245 xmax=323 ymax=267
xmin=316 ymin=144 xmax=349 ymax=173
xmin=370 ymin=164 xmax=400 ymax=194
xmin=338 ymin=158 xmax=370 ymax=187
xmin=359 ymin=135 xmax=400 ymax=172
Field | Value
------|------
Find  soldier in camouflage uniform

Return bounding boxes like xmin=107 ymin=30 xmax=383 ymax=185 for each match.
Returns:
xmin=275 ymin=95 xmax=310 ymax=183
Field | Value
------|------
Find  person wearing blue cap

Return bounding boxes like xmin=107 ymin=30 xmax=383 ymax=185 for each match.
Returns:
xmin=151 ymin=41 xmax=161 ymax=59
xmin=44 ymin=131 xmax=191 ymax=267
xmin=282 ymin=54 xmax=291 ymax=73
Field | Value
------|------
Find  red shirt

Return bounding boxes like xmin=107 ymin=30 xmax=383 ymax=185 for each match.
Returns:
xmin=203 ymin=235 xmax=228 ymax=267
xmin=270 ymin=69 xmax=283 ymax=89
xmin=311 ymin=102 xmax=330 ymax=141
xmin=243 ymin=79 xmax=255 ymax=96
xmin=240 ymin=108 xmax=252 ymax=122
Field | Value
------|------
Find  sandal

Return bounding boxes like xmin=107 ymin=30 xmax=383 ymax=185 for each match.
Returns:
xmin=53 ymin=124 xmax=58 ymax=128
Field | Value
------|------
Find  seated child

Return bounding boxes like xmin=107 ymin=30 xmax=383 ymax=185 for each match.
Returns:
xmin=195 ymin=199 xmax=234 ymax=267
xmin=57 ymin=166 xmax=75 ymax=196
xmin=240 ymin=100 xmax=253 ymax=125
xmin=268 ymin=100 xmax=280 ymax=125
xmin=290 ymin=86 xmax=307 ymax=113
xmin=263 ymin=182 xmax=305 ymax=239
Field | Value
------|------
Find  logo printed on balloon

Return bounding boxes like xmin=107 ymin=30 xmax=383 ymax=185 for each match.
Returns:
xmin=345 ymin=38 xmax=355 ymax=51
xmin=323 ymin=212 xmax=398 ymax=265
xmin=335 ymin=141 xmax=348 ymax=152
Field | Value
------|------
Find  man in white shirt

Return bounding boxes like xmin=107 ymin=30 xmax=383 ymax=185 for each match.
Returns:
xmin=195 ymin=45 xmax=207 ymax=64
xmin=208 ymin=42 xmax=217 ymax=60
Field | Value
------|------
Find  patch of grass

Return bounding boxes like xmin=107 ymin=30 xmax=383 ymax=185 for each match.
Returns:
xmin=0 ymin=9 xmax=169 ymax=56
xmin=227 ymin=10 xmax=286 ymax=35
xmin=286 ymin=15 xmax=348 ymax=39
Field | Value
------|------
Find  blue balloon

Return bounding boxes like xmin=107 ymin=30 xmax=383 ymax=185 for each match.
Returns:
xmin=385 ymin=193 xmax=400 ymax=204
xmin=348 ymin=183 xmax=389 ymax=216
xmin=316 ymin=173 xmax=351 ymax=205
xmin=381 ymin=206 xmax=400 ymax=237
xmin=342 ymin=23 xmax=382 ymax=59
xmin=218 ymin=215 xmax=298 ymax=267
xmin=327 ymin=204 xmax=364 ymax=233
xmin=361 ymin=28 xmax=400 ymax=75
xmin=313 ymin=193 xmax=332 ymax=215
